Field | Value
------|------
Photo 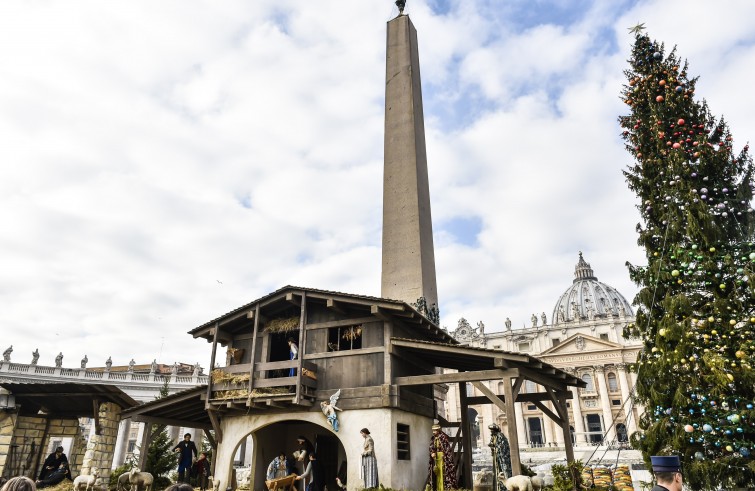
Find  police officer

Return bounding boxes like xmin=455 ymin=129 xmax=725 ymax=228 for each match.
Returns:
xmin=650 ymin=455 xmax=682 ymax=491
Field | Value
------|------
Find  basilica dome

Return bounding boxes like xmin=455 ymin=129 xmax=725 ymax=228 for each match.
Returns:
xmin=551 ymin=252 xmax=633 ymax=325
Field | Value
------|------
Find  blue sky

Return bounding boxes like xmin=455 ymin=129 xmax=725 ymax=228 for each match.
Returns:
xmin=1 ymin=0 xmax=755 ymax=367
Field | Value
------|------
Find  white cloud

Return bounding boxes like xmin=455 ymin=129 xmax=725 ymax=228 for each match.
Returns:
xmin=0 ymin=0 xmax=753 ymax=368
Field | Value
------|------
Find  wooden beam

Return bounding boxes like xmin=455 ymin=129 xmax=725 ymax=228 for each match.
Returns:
xmin=394 ymin=369 xmax=516 ymax=387
xmin=295 ymin=292 xmax=307 ymax=405
xmin=531 ymin=400 xmax=563 ymax=426
xmin=207 ymin=409 xmax=223 ymax=444
xmin=286 ymin=292 xmax=301 ymax=306
xmin=305 ymin=316 xmax=377 ymax=330
xmin=326 ymin=298 xmax=347 ymax=315
xmin=458 ymin=382 xmax=473 ymax=489
xmin=131 ymin=415 xmax=211 ymax=431
xmin=471 ymin=381 xmax=507 ymax=414
xmin=206 ymin=323 xmax=219 ymax=408
xmin=517 ymin=367 xmax=568 ymax=391
xmin=248 ymin=304 xmax=260 ymax=393
xmin=502 ymin=377 xmax=521 ymax=476
xmin=203 ymin=428 xmax=216 ymax=449
xmin=370 ymin=305 xmax=391 ymax=321
xmin=512 ymin=376 xmax=524 ymax=399
xmin=557 ymin=397 xmax=577 ymax=489
xmin=138 ymin=422 xmax=153 ymax=470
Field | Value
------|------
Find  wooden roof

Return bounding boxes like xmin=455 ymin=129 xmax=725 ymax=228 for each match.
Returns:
xmin=120 ymin=386 xmax=210 ymax=429
xmin=0 ymin=382 xmax=138 ymax=418
xmin=188 ymin=285 xmax=455 ymax=343
xmin=390 ymin=338 xmax=586 ymax=390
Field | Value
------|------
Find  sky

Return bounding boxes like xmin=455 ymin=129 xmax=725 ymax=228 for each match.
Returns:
xmin=2 ymin=0 xmax=755 ymax=370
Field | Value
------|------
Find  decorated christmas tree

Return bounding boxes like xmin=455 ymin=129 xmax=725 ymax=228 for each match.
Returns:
xmin=619 ymin=26 xmax=755 ymax=489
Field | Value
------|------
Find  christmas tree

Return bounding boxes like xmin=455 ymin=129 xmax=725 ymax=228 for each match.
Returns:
xmin=619 ymin=26 xmax=755 ymax=489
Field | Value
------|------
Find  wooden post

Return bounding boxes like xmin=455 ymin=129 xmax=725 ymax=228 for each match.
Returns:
xmin=502 ymin=376 xmax=521 ymax=475
xmin=248 ymin=305 xmax=260 ymax=396
xmin=138 ymin=423 xmax=153 ymax=471
xmin=295 ymin=292 xmax=307 ymax=404
xmin=557 ymin=398 xmax=577 ymax=490
xmin=457 ymin=382 xmax=473 ymax=489
xmin=206 ymin=323 xmax=219 ymax=407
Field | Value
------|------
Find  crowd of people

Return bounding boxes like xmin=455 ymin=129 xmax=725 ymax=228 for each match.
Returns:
xmin=0 ymin=426 xmax=683 ymax=491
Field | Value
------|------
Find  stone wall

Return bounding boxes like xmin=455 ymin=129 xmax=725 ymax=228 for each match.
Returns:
xmin=80 ymin=402 xmax=122 ymax=486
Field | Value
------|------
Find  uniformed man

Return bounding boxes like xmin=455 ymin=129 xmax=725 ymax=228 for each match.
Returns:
xmin=650 ymin=455 xmax=682 ymax=491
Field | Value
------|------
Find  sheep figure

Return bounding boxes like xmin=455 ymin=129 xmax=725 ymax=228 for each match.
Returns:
xmin=73 ymin=468 xmax=99 ymax=491
xmin=530 ymin=476 xmax=544 ymax=491
xmin=211 ymin=477 xmax=221 ymax=491
xmin=117 ymin=473 xmax=131 ymax=491
xmin=128 ymin=468 xmax=154 ymax=491
xmin=504 ymin=475 xmax=533 ymax=491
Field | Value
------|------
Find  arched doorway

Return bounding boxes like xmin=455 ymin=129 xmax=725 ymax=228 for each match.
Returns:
xmin=230 ymin=420 xmax=347 ymax=490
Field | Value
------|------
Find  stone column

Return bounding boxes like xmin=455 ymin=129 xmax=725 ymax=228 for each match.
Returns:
xmin=617 ymin=365 xmax=638 ymax=436
xmin=594 ymin=366 xmax=616 ymax=442
xmin=513 ymin=402 xmax=527 ymax=447
xmin=570 ymin=385 xmax=587 ymax=444
xmin=80 ymin=402 xmax=122 ymax=486
xmin=112 ymin=418 xmax=131 ymax=467
xmin=541 ymin=388 xmax=555 ymax=445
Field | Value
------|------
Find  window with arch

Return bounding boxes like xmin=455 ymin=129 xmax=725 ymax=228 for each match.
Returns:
xmin=607 ymin=372 xmax=619 ymax=392
xmin=581 ymin=373 xmax=595 ymax=392
xmin=497 ymin=381 xmax=505 ymax=395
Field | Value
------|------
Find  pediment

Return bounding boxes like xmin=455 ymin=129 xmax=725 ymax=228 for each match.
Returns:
xmin=539 ymin=333 xmax=623 ymax=356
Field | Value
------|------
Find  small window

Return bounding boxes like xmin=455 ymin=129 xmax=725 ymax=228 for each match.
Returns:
xmin=566 ymin=402 xmax=571 ymax=408
xmin=607 ymin=372 xmax=619 ymax=392
xmin=551 ymin=338 xmax=561 ymax=347
xmin=524 ymin=380 xmax=537 ymax=393
xmin=493 ymin=345 xmax=501 ymax=349
xmin=599 ymin=333 xmax=609 ymax=341
xmin=466 ymin=383 xmax=474 ymax=396
xmin=396 ymin=423 xmax=410 ymax=460
xmin=612 ymin=399 xmax=622 ymax=406
xmin=327 ymin=325 xmax=363 ymax=351
xmin=518 ymin=342 xmax=530 ymax=351
xmin=497 ymin=382 xmax=505 ymax=394
xmin=527 ymin=405 xmax=537 ymax=411
xmin=127 ymin=440 xmax=137 ymax=452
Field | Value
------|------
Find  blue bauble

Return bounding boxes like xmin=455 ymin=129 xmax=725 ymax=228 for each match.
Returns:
xmin=653 ymin=51 xmax=661 ymax=59
xmin=676 ymin=86 xmax=683 ymax=93
xmin=702 ymin=424 xmax=713 ymax=432
xmin=741 ymin=447 xmax=751 ymax=457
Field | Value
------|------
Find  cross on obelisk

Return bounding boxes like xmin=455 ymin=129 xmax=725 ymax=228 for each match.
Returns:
xmin=381 ymin=8 xmax=439 ymax=315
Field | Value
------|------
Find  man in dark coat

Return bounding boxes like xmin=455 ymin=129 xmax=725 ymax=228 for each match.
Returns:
xmin=38 ymin=446 xmax=69 ymax=481
xmin=36 ymin=464 xmax=70 ymax=488
xmin=295 ymin=453 xmax=325 ymax=491
xmin=650 ymin=455 xmax=682 ymax=491
xmin=173 ymin=433 xmax=198 ymax=482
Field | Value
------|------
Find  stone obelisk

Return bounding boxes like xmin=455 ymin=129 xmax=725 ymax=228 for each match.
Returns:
xmin=381 ymin=12 xmax=438 ymax=313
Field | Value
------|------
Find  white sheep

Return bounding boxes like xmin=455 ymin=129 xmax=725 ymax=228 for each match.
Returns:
xmin=117 ymin=473 xmax=131 ymax=491
xmin=73 ymin=468 xmax=99 ymax=491
xmin=530 ymin=476 xmax=544 ymax=491
xmin=504 ymin=475 xmax=533 ymax=491
xmin=128 ymin=468 xmax=153 ymax=491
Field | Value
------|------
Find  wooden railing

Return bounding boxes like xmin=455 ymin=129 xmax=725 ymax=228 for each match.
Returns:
xmin=209 ymin=360 xmax=317 ymax=403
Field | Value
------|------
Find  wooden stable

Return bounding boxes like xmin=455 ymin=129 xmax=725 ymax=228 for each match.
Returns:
xmin=125 ymin=286 xmax=584 ymax=490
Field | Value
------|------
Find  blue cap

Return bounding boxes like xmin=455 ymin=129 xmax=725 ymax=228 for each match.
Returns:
xmin=651 ymin=455 xmax=681 ymax=472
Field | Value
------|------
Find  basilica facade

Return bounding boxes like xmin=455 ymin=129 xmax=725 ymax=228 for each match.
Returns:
xmin=446 ymin=253 xmax=642 ymax=456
